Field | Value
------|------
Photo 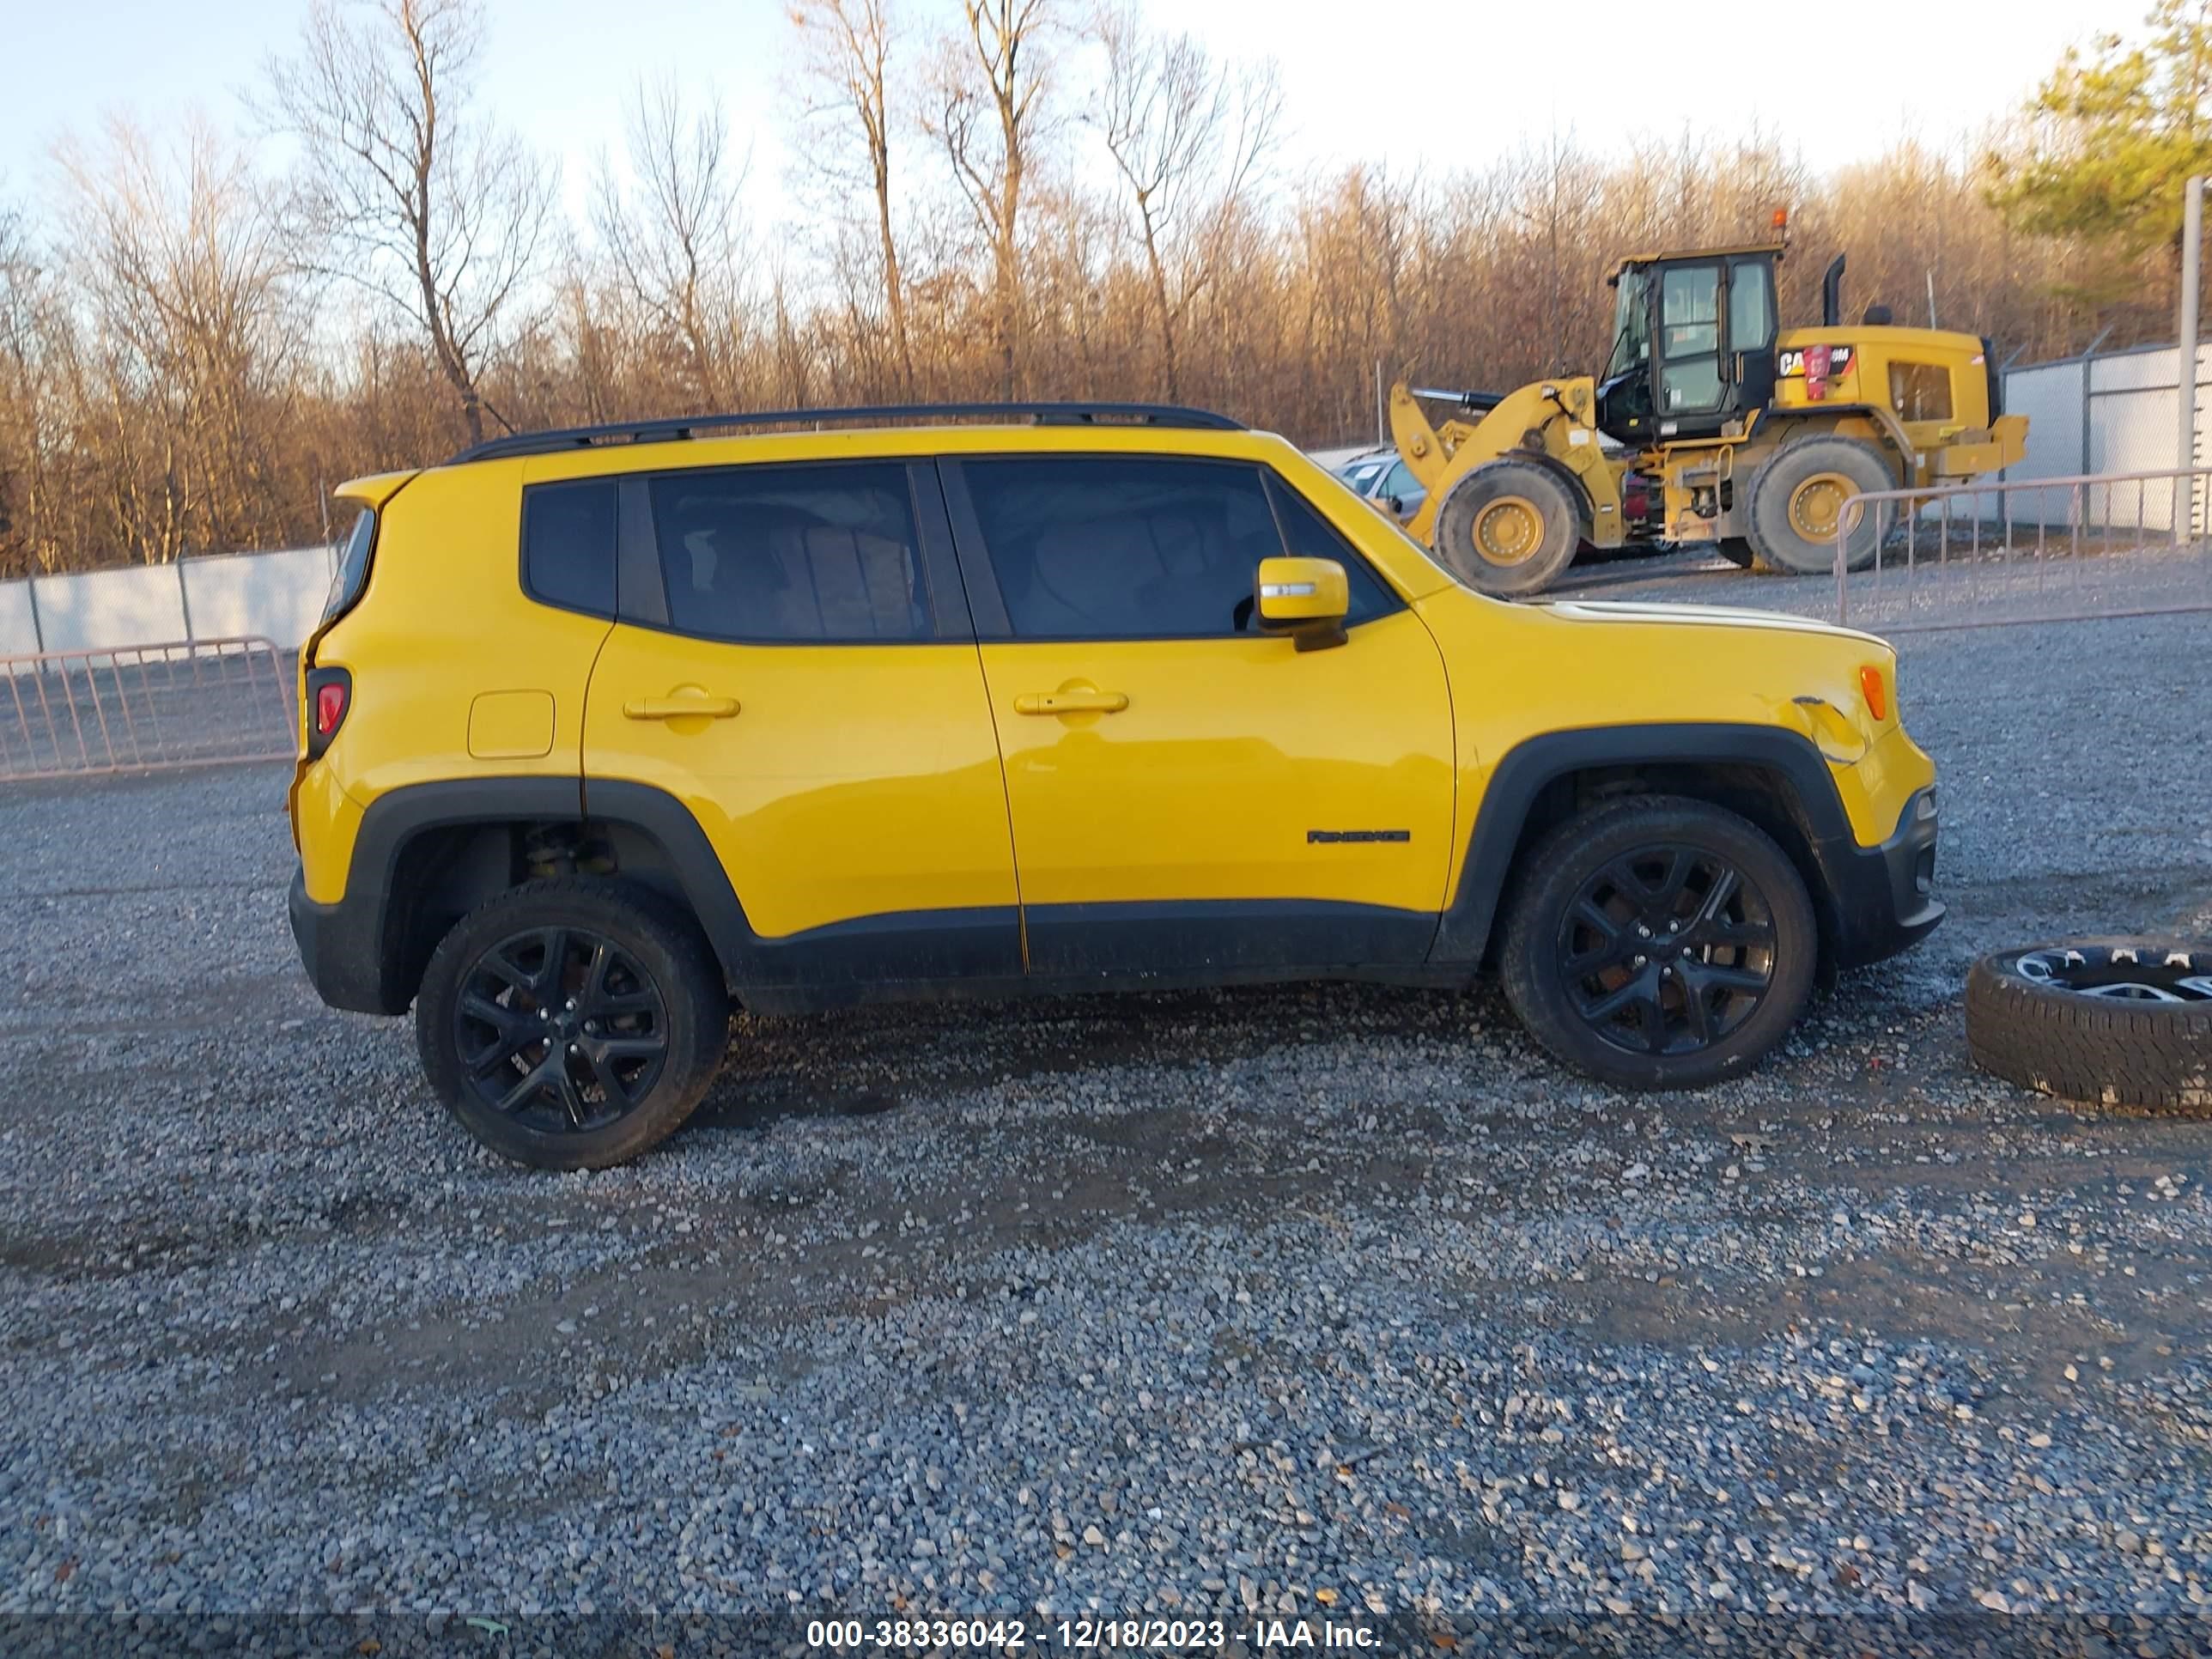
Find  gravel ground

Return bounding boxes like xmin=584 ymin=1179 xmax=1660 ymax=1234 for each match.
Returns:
xmin=3 ymin=610 xmax=2211 ymax=1657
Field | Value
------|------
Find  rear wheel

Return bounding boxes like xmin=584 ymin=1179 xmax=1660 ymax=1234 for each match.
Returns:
xmin=1432 ymin=459 xmax=1583 ymax=597
xmin=1499 ymin=796 xmax=1819 ymax=1090
xmin=1743 ymin=435 xmax=1893 ymax=575
xmin=417 ymin=878 xmax=729 ymax=1170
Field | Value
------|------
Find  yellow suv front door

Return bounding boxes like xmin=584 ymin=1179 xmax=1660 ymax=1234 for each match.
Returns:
xmin=944 ymin=455 xmax=1455 ymax=976
xmin=576 ymin=459 xmax=1020 ymax=988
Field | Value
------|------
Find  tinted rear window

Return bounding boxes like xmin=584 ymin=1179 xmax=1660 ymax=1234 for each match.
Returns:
xmin=522 ymin=480 xmax=617 ymax=616
xmin=647 ymin=463 xmax=929 ymax=642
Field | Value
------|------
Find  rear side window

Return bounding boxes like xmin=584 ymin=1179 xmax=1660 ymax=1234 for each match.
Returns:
xmin=1728 ymin=258 xmax=1776 ymax=352
xmin=522 ymin=480 xmax=617 ymax=616
xmin=648 ymin=463 xmax=929 ymax=642
xmin=322 ymin=506 xmax=376 ymax=625
xmin=963 ymin=457 xmax=1281 ymax=639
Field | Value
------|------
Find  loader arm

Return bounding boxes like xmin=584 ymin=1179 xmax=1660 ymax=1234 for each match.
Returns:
xmin=1389 ymin=380 xmax=1626 ymax=549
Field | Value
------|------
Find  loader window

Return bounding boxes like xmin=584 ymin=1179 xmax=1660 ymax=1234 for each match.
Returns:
xmin=1729 ymin=259 xmax=1776 ymax=352
xmin=1604 ymin=268 xmax=1651 ymax=380
xmin=1658 ymin=264 xmax=1723 ymax=414
xmin=1888 ymin=362 xmax=1954 ymax=422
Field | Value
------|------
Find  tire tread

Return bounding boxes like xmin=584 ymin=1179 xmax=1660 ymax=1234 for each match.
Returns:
xmin=1965 ymin=945 xmax=2212 ymax=1114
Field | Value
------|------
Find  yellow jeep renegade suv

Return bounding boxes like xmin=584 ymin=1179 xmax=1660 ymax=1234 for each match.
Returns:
xmin=289 ymin=401 xmax=1941 ymax=1170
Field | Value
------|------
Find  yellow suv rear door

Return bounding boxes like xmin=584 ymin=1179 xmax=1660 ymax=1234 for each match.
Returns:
xmin=577 ymin=459 xmax=1020 ymax=988
xmin=941 ymin=455 xmax=1455 ymax=976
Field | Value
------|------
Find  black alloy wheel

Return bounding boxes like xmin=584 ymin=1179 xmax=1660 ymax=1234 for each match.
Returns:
xmin=455 ymin=927 xmax=670 ymax=1132
xmin=1556 ymin=843 xmax=1778 ymax=1057
xmin=1499 ymin=796 xmax=1819 ymax=1091
xmin=416 ymin=878 xmax=729 ymax=1169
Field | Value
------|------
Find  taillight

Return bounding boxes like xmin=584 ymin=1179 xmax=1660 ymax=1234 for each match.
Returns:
xmin=1859 ymin=664 xmax=1888 ymax=723
xmin=305 ymin=667 xmax=351 ymax=760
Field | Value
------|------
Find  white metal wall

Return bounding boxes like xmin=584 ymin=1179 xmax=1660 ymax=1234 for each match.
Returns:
xmin=0 ymin=544 xmax=336 ymax=659
xmin=2001 ymin=343 xmax=2212 ymax=530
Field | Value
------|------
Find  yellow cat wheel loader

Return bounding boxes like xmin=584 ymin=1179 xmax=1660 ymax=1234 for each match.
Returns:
xmin=1388 ymin=236 xmax=2030 ymax=596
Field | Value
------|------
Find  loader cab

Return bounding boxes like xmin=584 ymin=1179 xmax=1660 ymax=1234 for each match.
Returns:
xmin=1596 ymin=246 xmax=1782 ymax=446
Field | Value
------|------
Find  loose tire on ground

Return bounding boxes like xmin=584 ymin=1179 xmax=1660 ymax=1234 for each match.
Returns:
xmin=1965 ymin=940 xmax=2212 ymax=1114
xmin=1431 ymin=458 xmax=1582 ymax=597
xmin=417 ymin=877 xmax=731 ymax=1169
xmin=1498 ymin=795 xmax=1819 ymax=1091
xmin=1742 ymin=434 xmax=1893 ymax=576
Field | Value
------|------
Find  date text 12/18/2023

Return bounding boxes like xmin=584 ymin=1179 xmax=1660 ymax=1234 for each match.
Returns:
xmin=806 ymin=1615 xmax=1381 ymax=1650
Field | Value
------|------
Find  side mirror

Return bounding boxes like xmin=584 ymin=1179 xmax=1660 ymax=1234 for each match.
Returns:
xmin=1255 ymin=556 xmax=1349 ymax=652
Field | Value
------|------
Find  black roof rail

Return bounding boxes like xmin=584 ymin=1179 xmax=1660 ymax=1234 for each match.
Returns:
xmin=444 ymin=401 xmax=1244 ymax=464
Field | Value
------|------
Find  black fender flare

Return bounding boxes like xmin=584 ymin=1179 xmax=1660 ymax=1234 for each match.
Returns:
xmin=1428 ymin=723 xmax=1855 ymax=967
xmin=324 ymin=776 xmax=754 ymax=1013
xmin=325 ymin=777 xmax=1019 ymax=1015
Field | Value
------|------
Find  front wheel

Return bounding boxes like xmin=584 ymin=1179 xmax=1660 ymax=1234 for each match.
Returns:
xmin=1431 ymin=458 xmax=1583 ymax=597
xmin=416 ymin=878 xmax=730 ymax=1170
xmin=1498 ymin=796 xmax=1819 ymax=1090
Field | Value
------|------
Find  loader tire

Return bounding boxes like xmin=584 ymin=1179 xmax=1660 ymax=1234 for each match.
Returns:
xmin=1965 ymin=940 xmax=2212 ymax=1115
xmin=1743 ymin=436 xmax=1893 ymax=575
xmin=1432 ymin=459 xmax=1582 ymax=597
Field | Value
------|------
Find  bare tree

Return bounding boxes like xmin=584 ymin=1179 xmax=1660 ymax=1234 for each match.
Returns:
xmin=265 ymin=0 xmax=555 ymax=444
xmin=1089 ymin=3 xmax=1277 ymax=400
xmin=791 ymin=0 xmax=914 ymax=393
xmin=3 ymin=97 xmax=2126 ymax=576
xmin=593 ymin=79 xmax=751 ymax=410
xmin=54 ymin=119 xmax=300 ymax=560
xmin=926 ymin=0 xmax=1055 ymax=397
xmin=0 ymin=199 xmax=61 ymax=574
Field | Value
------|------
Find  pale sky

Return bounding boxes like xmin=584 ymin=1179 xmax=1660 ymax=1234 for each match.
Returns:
xmin=0 ymin=0 xmax=2142 ymax=227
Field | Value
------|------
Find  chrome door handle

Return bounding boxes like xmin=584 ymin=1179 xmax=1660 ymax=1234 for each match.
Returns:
xmin=1013 ymin=690 xmax=1129 ymax=715
xmin=623 ymin=696 xmax=741 ymax=720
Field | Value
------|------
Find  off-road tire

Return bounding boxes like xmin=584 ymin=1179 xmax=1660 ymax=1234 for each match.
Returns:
xmin=417 ymin=878 xmax=730 ymax=1170
xmin=1499 ymin=795 xmax=1819 ymax=1091
xmin=1965 ymin=940 xmax=2212 ymax=1114
xmin=1743 ymin=435 xmax=1893 ymax=576
xmin=1432 ymin=458 xmax=1583 ymax=597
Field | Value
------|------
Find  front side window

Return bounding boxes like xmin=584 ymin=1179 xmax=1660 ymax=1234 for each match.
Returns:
xmin=962 ymin=458 xmax=1394 ymax=640
xmin=647 ymin=463 xmax=929 ymax=642
xmin=522 ymin=480 xmax=616 ymax=616
xmin=1263 ymin=476 xmax=1400 ymax=624
xmin=1604 ymin=267 xmax=1650 ymax=381
xmin=965 ymin=457 xmax=1277 ymax=638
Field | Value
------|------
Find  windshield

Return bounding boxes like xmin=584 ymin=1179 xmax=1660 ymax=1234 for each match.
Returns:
xmin=1603 ymin=267 xmax=1650 ymax=381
